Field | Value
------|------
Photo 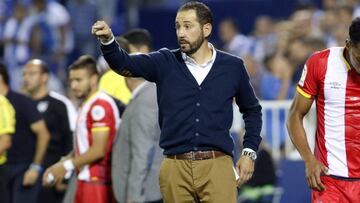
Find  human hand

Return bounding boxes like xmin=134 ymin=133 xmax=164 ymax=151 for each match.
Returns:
xmin=91 ymin=20 xmax=114 ymax=44
xmin=42 ymin=163 xmax=67 ymax=187
xmin=305 ymin=156 xmax=329 ymax=191
xmin=55 ymin=181 xmax=67 ymax=192
xmin=22 ymin=169 xmax=40 ymax=186
xmin=236 ymin=155 xmax=255 ymax=187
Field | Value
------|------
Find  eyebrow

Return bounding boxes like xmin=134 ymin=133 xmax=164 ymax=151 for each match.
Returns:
xmin=175 ymin=20 xmax=192 ymax=23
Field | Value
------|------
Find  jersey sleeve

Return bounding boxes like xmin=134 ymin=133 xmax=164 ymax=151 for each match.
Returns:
xmin=88 ymin=99 xmax=115 ymax=133
xmin=0 ymin=97 xmax=15 ymax=135
xmin=297 ymin=53 xmax=321 ymax=99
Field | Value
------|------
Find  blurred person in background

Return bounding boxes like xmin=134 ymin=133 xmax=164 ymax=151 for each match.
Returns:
xmin=319 ymin=8 xmax=337 ymax=47
xmin=261 ymin=54 xmax=294 ymax=101
xmin=31 ymin=0 xmax=74 ymax=84
xmin=43 ymin=55 xmax=121 ymax=203
xmin=337 ymin=5 xmax=354 ymax=27
xmin=67 ymin=0 xmax=98 ymax=58
xmin=287 ymin=17 xmax=360 ymax=202
xmin=242 ymin=55 xmax=263 ymax=99
xmin=218 ymin=17 xmax=254 ymax=58
xmin=93 ymin=1 xmax=262 ymax=202
xmin=112 ymin=28 xmax=163 ymax=203
xmin=22 ymin=59 xmax=77 ymax=203
xmin=0 ymin=64 xmax=50 ymax=203
xmin=0 ymin=94 xmax=15 ymax=203
xmin=2 ymin=3 xmax=34 ymax=90
xmin=251 ymin=15 xmax=277 ymax=60
xmin=287 ymin=37 xmax=312 ymax=86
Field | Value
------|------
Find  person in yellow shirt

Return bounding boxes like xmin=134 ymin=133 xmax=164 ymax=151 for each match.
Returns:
xmin=98 ymin=36 xmax=132 ymax=104
xmin=0 ymin=94 xmax=15 ymax=203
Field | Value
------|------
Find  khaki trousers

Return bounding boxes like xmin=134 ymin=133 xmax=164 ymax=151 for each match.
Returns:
xmin=159 ymin=155 xmax=237 ymax=203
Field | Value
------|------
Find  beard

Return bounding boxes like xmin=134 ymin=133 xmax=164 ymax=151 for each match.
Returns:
xmin=178 ymin=32 xmax=205 ymax=55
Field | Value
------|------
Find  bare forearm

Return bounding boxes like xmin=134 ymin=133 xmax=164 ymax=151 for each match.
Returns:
xmin=33 ymin=132 xmax=50 ymax=164
xmin=71 ymin=147 xmax=105 ymax=169
xmin=287 ymin=113 xmax=313 ymax=162
xmin=0 ymin=135 xmax=11 ymax=155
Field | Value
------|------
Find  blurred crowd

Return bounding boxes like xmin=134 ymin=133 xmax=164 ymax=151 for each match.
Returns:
xmin=0 ymin=0 xmax=359 ymax=101
xmin=217 ymin=0 xmax=360 ymax=101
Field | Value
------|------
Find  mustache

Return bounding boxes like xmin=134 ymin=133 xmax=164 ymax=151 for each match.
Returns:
xmin=178 ymin=39 xmax=189 ymax=44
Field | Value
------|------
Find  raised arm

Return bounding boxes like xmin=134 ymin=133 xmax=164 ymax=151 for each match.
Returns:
xmin=92 ymin=21 xmax=162 ymax=82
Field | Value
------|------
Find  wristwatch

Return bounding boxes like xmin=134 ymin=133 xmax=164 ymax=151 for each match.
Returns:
xmin=241 ymin=150 xmax=257 ymax=161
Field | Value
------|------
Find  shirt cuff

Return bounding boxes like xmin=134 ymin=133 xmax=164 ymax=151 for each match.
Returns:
xmin=242 ymin=148 xmax=256 ymax=153
xmin=100 ymin=36 xmax=115 ymax=45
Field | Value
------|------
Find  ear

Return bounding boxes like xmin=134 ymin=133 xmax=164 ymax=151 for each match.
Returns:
xmin=203 ymin=23 xmax=212 ymax=39
xmin=90 ymin=74 xmax=99 ymax=87
xmin=42 ymin=73 xmax=49 ymax=83
xmin=345 ymin=39 xmax=351 ymax=50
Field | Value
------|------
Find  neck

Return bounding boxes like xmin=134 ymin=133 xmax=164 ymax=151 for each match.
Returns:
xmin=128 ymin=79 xmax=145 ymax=92
xmin=31 ymin=86 xmax=48 ymax=100
xmin=85 ymin=86 xmax=98 ymax=101
xmin=188 ymin=41 xmax=213 ymax=64
xmin=0 ymin=84 xmax=9 ymax=96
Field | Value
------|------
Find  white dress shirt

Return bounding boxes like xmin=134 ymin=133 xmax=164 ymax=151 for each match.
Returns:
xmin=181 ymin=43 xmax=216 ymax=85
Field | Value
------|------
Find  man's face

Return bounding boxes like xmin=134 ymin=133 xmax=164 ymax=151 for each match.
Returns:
xmin=175 ymin=9 xmax=206 ymax=55
xmin=69 ymin=69 xmax=93 ymax=99
xmin=23 ymin=63 xmax=45 ymax=94
xmin=218 ymin=21 xmax=236 ymax=43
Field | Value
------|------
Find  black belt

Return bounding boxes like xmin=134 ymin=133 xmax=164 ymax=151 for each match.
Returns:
xmin=329 ymin=175 xmax=360 ymax=182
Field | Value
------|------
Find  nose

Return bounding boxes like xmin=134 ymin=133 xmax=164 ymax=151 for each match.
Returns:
xmin=177 ymin=27 xmax=186 ymax=38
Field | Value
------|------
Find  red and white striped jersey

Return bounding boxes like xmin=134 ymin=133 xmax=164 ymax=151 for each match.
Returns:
xmin=297 ymin=47 xmax=360 ymax=178
xmin=74 ymin=91 xmax=120 ymax=182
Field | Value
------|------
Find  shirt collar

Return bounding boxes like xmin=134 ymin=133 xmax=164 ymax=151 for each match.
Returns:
xmin=181 ymin=43 xmax=217 ymax=67
xmin=131 ymin=81 xmax=147 ymax=99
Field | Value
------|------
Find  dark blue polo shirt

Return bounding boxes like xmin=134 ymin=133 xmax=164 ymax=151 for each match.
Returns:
xmin=6 ymin=90 xmax=42 ymax=164
xmin=102 ymin=41 xmax=262 ymax=156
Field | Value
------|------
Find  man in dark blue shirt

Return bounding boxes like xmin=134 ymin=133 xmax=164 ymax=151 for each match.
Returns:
xmin=93 ymin=1 xmax=262 ymax=202
xmin=0 ymin=64 xmax=50 ymax=203
xmin=22 ymin=59 xmax=77 ymax=203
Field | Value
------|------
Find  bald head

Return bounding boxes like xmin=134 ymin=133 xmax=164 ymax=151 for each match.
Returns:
xmin=26 ymin=59 xmax=49 ymax=73
xmin=23 ymin=59 xmax=49 ymax=97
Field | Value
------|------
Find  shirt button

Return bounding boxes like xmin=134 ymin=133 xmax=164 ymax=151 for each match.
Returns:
xmin=195 ymin=132 xmax=199 ymax=136
xmin=198 ymin=87 xmax=202 ymax=90
xmin=195 ymin=118 xmax=200 ymax=122
xmin=193 ymin=147 xmax=198 ymax=151
xmin=196 ymin=102 xmax=200 ymax=107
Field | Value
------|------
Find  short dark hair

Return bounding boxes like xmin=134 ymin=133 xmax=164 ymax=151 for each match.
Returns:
xmin=115 ymin=36 xmax=131 ymax=53
xmin=122 ymin=28 xmax=152 ymax=50
xmin=178 ymin=1 xmax=213 ymax=26
xmin=69 ymin=55 xmax=98 ymax=76
xmin=349 ymin=17 xmax=360 ymax=45
xmin=0 ymin=63 xmax=10 ymax=85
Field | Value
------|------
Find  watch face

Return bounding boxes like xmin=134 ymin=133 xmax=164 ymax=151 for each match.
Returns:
xmin=243 ymin=151 xmax=257 ymax=160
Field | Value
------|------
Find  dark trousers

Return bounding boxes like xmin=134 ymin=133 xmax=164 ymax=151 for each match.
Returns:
xmin=5 ymin=163 xmax=42 ymax=203
xmin=38 ymin=155 xmax=66 ymax=203
xmin=38 ymin=187 xmax=65 ymax=203
xmin=0 ymin=164 xmax=10 ymax=203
